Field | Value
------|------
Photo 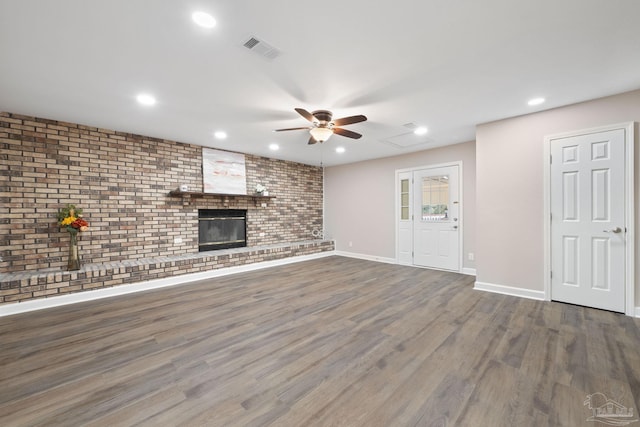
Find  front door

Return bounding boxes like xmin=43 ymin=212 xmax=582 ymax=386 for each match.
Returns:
xmin=550 ymin=129 xmax=626 ymax=312
xmin=413 ymin=165 xmax=460 ymax=271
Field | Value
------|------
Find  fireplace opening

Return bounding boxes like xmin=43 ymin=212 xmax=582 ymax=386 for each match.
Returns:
xmin=198 ymin=209 xmax=247 ymax=252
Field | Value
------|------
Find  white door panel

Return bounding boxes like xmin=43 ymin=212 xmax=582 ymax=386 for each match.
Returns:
xmin=550 ymin=129 xmax=625 ymax=312
xmin=438 ymin=231 xmax=450 ymax=256
xmin=418 ymin=230 xmax=433 ymax=256
xmin=399 ymin=228 xmax=411 ymax=254
xmin=562 ymin=236 xmax=579 ymax=286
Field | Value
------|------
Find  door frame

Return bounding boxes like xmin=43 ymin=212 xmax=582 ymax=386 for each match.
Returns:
xmin=395 ymin=161 xmax=464 ymax=272
xmin=543 ymin=122 xmax=635 ymax=316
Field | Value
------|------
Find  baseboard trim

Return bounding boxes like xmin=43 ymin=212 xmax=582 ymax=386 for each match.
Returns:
xmin=0 ymin=251 xmax=336 ymax=317
xmin=334 ymin=251 xmax=397 ymax=265
xmin=474 ymin=281 xmax=545 ymax=301
xmin=336 ymin=252 xmax=476 ymax=275
xmin=462 ymin=268 xmax=477 ymax=276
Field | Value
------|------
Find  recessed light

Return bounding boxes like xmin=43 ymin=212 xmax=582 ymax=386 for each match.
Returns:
xmin=269 ymin=143 xmax=279 ymax=151
xmin=528 ymin=97 xmax=545 ymax=106
xmin=414 ymin=126 xmax=428 ymax=135
xmin=136 ymin=94 xmax=156 ymax=106
xmin=214 ymin=131 xmax=227 ymax=139
xmin=336 ymin=147 xmax=345 ymax=153
xmin=192 ymin=11 xmax=216 ymax=28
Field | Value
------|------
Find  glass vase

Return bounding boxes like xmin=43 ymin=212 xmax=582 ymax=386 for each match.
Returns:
xmin=67 ymin=231 xmax=80 ymax=271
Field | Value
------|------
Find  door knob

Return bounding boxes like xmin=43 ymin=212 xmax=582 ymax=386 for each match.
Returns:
xmin=603 ymin=227 xmax=622 ymax=233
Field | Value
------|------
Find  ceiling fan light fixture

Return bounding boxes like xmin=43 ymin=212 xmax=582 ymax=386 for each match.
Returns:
xmin=274 ymin=108 xmax=366 ymax=144
xmin=309 ymin=127 xmax=333 ymax=142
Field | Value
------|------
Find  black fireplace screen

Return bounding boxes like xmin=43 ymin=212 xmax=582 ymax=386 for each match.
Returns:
xmin=198 ymin=209 xmax=247 ymax=252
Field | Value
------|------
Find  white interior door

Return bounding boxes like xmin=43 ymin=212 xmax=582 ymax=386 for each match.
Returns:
xmin=550 ymin=129 xmax=626 ymax=312
xmin=413 ymin=166 xmax=460 ymax=271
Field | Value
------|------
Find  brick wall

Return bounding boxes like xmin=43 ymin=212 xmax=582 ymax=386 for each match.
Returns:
xmin=0 ymin=112 xmax=324 ymax=274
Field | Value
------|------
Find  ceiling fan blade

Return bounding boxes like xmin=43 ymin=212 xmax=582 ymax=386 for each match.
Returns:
xmin=295 ymin=108 xmax=316 ymax=123
xmin=273 ymin=127 xmax=311 ymax=132
xmin=308 ymin=136 xmax=318 ymax=145
xmin=332 ymin=114 xmax=367 ymax=126
xmin=333 ymin=127 xmax=362 ymax=139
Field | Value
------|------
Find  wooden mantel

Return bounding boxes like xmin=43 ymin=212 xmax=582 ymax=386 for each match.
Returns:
xmin=168 ymin=190 xmax=275 ymax=207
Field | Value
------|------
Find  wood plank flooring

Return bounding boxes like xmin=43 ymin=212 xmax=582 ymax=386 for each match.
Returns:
xmin=1 ymin=256 xmax=639 ymax=426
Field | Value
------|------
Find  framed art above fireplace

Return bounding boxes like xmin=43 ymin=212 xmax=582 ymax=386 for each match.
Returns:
xmin=202 ymin=148 xmax=247 ymax=195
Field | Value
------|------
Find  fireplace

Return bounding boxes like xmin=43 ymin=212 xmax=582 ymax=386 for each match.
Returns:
xmin=198 ymin=209 xmax=247 ymax=252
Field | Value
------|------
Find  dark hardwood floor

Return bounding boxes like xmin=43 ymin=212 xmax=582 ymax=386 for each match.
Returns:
xmin=1 ymin=256 xmax=639 ymax=426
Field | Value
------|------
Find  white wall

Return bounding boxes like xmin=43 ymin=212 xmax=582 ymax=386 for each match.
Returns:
xmin=476 ymin=89 xmax=640 ymax=305
xmin=325 ymin=141 xmax=476 ymax=269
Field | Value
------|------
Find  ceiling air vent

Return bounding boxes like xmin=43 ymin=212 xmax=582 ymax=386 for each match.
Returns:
xmin=242 ymin=35 xmax=281 ymax=60
xmin=243 ymin=37 xmax=260 ymax=49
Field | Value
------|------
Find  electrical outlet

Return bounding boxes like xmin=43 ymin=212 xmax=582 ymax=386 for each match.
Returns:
xmin=174 ymin=237 xmax=183 ymax=244
xmin=468 ymin=252 xmax=474 ymax=261
xmin=348 ymin=241 xmax=353 ymax=247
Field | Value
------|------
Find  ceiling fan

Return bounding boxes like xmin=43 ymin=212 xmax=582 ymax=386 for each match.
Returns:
xmin=274 ymin=108 xmax=367 ymax=144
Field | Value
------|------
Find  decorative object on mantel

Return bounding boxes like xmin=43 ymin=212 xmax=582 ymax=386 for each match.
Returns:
xmin=202 ymin=148 xmax=247 ymax=195
xmin=179 ymin=184 xmax=189 ymax=192
xmin=57 ymin=204 xmax=89 ymax=271
xmin=255 ymin=183 xmax=269 ymax=196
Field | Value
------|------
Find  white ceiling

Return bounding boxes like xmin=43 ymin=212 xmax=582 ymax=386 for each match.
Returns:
xmin=2 ymin=1 xmax=640 ymax=166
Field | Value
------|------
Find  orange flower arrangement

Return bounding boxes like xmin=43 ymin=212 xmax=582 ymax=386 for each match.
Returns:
xmin=57 ymin=204 xmax=89 ymax=234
